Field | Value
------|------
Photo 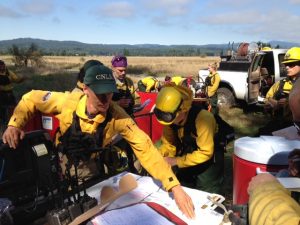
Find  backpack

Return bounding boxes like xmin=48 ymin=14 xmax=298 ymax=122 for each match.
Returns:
xmin=172 ymin=104 xmax=235 ymax=154
xmin=274 ymin=78 xmax=289 ymax=100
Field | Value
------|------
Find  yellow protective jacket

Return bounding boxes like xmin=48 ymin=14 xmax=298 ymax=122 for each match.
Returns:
xmin=249 ymin=180 xmax=300 ymax=225
xmin=266 ymin=78 xmax=294 ymax=100
xmin=207 ymin=72 xmax=220 ymax=97
xmin=158 ymin=85 xmax=217 ymax=168
xmin=115 ymin=77 xmax=141 ymax=104
xmin=141 ymin=76 xmax=159 ymax=92
xmin=171 ymin=76 xmax=184 ymax=86
xmin=0 ymin=69 xmax=23 ymax=91
xmin=8 ymin=90 xmax=180 ymax=191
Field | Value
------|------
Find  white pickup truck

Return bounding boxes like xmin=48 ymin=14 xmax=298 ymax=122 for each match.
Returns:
xmin=198 ymin=48 xmax=288 ymax=107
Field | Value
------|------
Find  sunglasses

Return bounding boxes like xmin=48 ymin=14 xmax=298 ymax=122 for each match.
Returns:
xmin=294 ymin=121 xmax=300 ymax=135
xmin=154 ymin=100 xmax=182 ymax=123
xmin=284 ymin=62 xmax=300 ymax=68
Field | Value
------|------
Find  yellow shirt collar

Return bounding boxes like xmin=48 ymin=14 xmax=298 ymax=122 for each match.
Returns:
xmin=75 ymin=95 xmax=106 ymax=123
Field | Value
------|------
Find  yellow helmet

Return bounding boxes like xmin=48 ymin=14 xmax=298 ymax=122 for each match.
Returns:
xmin=282 ymin=47 xmax=300 ymax=64
xmin=154 ymin=86 xmax=182 ymax=125
xmin=262 ymin=47 xmax=272 ymax=51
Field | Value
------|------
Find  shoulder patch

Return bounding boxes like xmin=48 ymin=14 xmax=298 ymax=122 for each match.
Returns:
xmin=42 ymin=92 xmax=52 ymax=101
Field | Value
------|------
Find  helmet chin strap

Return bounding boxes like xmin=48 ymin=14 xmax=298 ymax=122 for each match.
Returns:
xmin=173 ymin=111 xmax=188 ymax=126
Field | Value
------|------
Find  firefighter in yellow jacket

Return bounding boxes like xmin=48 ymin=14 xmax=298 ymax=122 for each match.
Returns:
xmin=137 ymin=76 xmax=161 ymax=92
xmin=2 ymin=64 xmax=195 ymax=219
xmin=260 ymin=47 xmax=300 ymax=135
xmin=205 ymin=62 xmax=220 ymax=115
xmin=0 ymin=60 xmax=25 ymax=123
xmin=165 ymin=75 xmax=184 ymax=86
xmin=154 ymin=83 xmax=224 ymax=194
xmin=111 ymin=55 xmax=140 ymax=115
xmin=247 ymin=77 xmax=300 ymax=225
xmin=265 ymin=47 xmax=300 ymax=109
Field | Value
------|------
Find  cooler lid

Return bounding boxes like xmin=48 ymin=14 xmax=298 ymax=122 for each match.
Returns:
xmin=234 ymin=136 xmax=300 ymax=165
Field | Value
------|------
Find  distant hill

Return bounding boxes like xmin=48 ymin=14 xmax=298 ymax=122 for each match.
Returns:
xmin=0 ymin=38 xmax=298 ymax=56
xmin=0 ymin=38 xmax=222 ymax=56
xmin=269 ymin=40 xmax=300 ymax=49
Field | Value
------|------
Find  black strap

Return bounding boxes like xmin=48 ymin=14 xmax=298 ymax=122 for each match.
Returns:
xmin=57 ymin=110 xmax=112 ymax=155
xmin=171 ymin=104 xmax=203 ymax=155
xmin=274 ymin=78 xmax=288 ymax=100
xmin=171 ymin=104 xmax=234 ymax=156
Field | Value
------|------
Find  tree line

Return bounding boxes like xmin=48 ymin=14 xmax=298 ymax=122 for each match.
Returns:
xmin=6 ymin=41 xmax=279 ymax=68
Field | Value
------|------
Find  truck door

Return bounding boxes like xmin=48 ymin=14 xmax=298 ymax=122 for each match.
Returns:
xmin=247 ymin=53 xmax=265 ymax=104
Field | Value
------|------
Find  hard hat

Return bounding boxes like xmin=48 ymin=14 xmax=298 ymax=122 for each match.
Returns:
xmin=282 ymin=47 xmax=300 ymax=64
xmin=262 ymin=47 xmax=272 ymax=51
xmin=154 ymin=86 xmax=182 ymax=125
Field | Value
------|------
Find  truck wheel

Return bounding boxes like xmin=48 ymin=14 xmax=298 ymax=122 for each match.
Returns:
xmin=217 ymin=88 xmax=235 ymax=107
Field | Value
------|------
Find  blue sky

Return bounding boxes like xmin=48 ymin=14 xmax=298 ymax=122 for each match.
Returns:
xmin=1 ymin=0 xmax=300 ymax=45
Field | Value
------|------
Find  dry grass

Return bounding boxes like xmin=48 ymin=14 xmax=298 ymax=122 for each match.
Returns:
xmin=1 ymin=55 xmax=219 ymax=81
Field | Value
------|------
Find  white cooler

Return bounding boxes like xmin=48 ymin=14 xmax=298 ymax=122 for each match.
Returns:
xmin=233 ymin=136 xmax=300 ymax=204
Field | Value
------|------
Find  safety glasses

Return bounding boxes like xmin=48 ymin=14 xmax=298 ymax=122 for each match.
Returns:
xmin=154 ymin=100 xmax=182 ymax=123
xmin=294 ymin=121 xmax=300 ymax=135
xmin=154 ymin=108 xmax=178 ymax=123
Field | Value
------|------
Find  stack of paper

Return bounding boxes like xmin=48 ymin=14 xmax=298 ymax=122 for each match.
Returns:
xmin=86 ymin=172 xmax=225 ymax=225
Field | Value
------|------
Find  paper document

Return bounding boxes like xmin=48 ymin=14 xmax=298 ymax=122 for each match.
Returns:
xmin=277 ymin=177 xmax=300 ymax=192
xmin=91 ymin=203 xmax=177 ymax=225
xmin=86 ymin=172 xmax=225 ymax=225
xmin=272 ymin=126 xmax=300 ymax=140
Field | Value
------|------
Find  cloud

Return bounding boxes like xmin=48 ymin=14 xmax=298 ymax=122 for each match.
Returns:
xmin=19 ymin=0 xmax=55 ymax=15
xmin=143 ymin=0 xmax=194 ymax=16
xmin=252 ymin=10 xmax=300 ymax=43
xmin=206 ymin=0 xmax=253 ymax=8
xmin=0 ymin=5 xmax=24 ymax=18
xmin=289 ymin=0 xmax=300 ymax=4
xmin=95 ymin=2 xmax=135 ymax=19
xmin=197 ymin=10 xmax=260 ymax=25
xmin=197 ymin=9 xmax=300 ymax=43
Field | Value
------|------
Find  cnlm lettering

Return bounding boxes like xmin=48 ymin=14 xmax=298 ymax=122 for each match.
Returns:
xmin=95 ymin=74 xmax=113 ymax=80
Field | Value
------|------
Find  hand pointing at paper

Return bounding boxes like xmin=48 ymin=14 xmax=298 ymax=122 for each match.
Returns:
xmin=171 ymin=185 xmax=195 ymax=219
